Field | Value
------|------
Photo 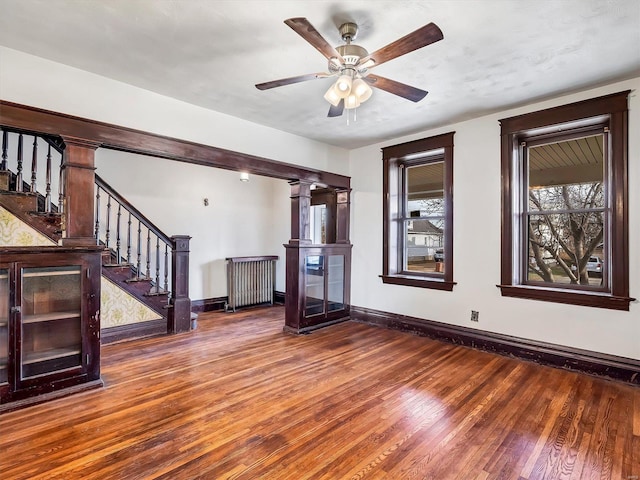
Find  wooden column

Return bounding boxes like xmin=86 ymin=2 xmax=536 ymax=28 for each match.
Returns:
xmin=285 ymin=180 xmax=312 ymax=332
xmin=335 ymin=188 xmax=351 ymax=244
xmin=60 ymin=136 xmax=100 ymax=246
xmin=288 ymin=180 xmax=312 ymax=245
xmin=168 ymin=235 xmax=191 ymax=334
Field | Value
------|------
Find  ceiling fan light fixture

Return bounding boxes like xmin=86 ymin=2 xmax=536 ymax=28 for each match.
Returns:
xmin=345 ymin=93 xmax=361 ymax=110
xmin=352 ymin=78 xmax=373 ymax=103
xmin=323 ymin=84 xmax=342 ymax=107
xmin=335 ymin=74 xmax=353 ymax=97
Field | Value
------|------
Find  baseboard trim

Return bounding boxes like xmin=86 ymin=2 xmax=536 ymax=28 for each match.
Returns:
xmin=274 ymin=291 xmax=285 ymax=305
xmin=283 ymin=316 xmax=350 ymax=335
xmin=101 ymin=318 xmax=167 ymax=344
xmin=191 ymin=297 xmax=227 ymax=313
xmin=0 ymin=379 xmax=104 ymax=414
xmin=350 ymin=305 xmax=640 ymax=385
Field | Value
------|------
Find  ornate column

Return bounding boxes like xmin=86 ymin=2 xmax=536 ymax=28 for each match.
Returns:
xmin=60 ymin=136 xmax=100 ymax=246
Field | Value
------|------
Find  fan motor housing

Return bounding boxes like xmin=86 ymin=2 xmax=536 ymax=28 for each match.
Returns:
xmin=336 ymin=44 xmax=369 ymax=65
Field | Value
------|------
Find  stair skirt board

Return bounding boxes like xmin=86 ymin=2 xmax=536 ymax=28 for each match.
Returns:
xmin=100 ymin=276 xmax=163 ymax=331
xmin=101 ymin=318 xmax=167 ymax=344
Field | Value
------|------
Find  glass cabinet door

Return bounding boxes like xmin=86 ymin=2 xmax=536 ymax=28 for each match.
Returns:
xmin=327 ymin=255 xmax=345 ymax=313
xmin=0 ymin=269 xmax=8 ymax=385
xmin=304 ymin=255 xmax=325 ymax=317
xmin=20 ymin=266 xmax=82 ymax=379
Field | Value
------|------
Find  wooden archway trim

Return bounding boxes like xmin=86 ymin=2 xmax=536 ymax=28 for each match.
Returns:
xmin=0 ymin=100 xmax=350 ymax=189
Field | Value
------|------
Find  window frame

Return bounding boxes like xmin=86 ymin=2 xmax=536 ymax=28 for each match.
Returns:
xmin=381 ymin=131 xmax=455 ymax=291
xmin=498 ymin=91 xmax=633 ymax=310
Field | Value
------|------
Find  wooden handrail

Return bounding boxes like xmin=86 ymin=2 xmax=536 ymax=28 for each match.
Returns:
xmin=95 ymin=174 xmax=172 ymax=246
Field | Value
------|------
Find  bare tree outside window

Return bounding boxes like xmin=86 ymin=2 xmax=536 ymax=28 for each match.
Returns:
xmin=499 ymin=91 xmax=631 ymax=310
xmin=525 ymin=133 xmax=606 ymax=287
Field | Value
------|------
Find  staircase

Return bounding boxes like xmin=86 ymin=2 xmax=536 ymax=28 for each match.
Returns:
xmin=0 ymin=127 xmax=190 ymax=342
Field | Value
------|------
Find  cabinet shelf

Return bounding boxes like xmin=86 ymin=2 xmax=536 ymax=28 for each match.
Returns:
xmin=22 ymin=348 xmax=81 ymax=365
xmin=0 ymin=321 xmax=7 ymax=327
xmin=22 ymin=312 xmax=81 ymax=324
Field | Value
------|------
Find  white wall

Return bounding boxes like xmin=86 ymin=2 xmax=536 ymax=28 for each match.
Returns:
xmin=349 ymin=77 xmax=640 ymax=360
xmin=95 ymin=150 xmax=289 ymax=300
xmin=0 ymin=47 xmax=350 ymax=175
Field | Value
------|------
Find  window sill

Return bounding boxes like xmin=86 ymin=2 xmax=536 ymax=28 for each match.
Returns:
xmin=497 ymin=284 xmax=635 ymax=311
xmin=381 ymin=274 xmax=456 ymax=291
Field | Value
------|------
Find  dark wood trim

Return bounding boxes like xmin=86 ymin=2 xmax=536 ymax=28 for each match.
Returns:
xmin=0 ymin=245 xmax=103 ymax=254
xmin=497 ymin=285 xmax=634 ymax=311
xmin=191 ymin=297 xmax=227 ymax=313
xmin=274 ymin=290 xmax=285 ymax=305
xmin=381 ymin=131 xmax=455 ymax=160
xmin=60 ymin=140 xmax=96 ymax=245
xmin=101 ymin=318 xmax=167 ymax=344
xmin=0 ymin=100 xmax=350 ymax=189
xmin=498 ymin=90 xmax=631 ymax=310
xmin=380 ymin=274 xmax=456 ymax=291
xmin=168 ymin=235 xmax=191 ymax=334
xmin=0 ymin=379 xmax=103 ymax=414
xmin=382 ymin=131 xmax=455 ymax=290
xmin=499 ymin=90 xmax=631 ymax=133
xmin=335 ymin=188 xmax=350 ymax=244
xmin=288 ymin=180 xmax=313 ymax=245
xmin=350 ymin=305 xmax=640 ymax=385
xmin=283 ymin=315 xmax=349 ymax=335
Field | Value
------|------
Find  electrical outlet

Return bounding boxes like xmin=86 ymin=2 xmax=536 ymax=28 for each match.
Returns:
xmin=470 ymin=310 xmax=479 ymax=322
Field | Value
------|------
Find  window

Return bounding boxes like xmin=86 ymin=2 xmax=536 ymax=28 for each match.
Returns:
xmin=381 ymin=132 xmax=455 ymax=290
xmin=499 ymin=91 xmax=633 ymax=310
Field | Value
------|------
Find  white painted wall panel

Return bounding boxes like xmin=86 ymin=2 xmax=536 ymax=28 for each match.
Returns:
xmin=349 ymin=77 xmax=640 ymax=360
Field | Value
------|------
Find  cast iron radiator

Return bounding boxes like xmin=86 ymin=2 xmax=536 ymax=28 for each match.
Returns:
xmin=225 ymin=255 xmax=278 ymax=311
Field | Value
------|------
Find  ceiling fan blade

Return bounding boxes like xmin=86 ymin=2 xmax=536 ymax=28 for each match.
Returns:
xmin=359 ymin=22 xmax=443 ymax=68
xmin=365 ymin=74 xmax=428 ymax=102
xmin=255 ymin=73 xmax=328 ymax=90
xmin=328 ymin=99 xmax=345 ymax=117
xmin=285 ymin=18 xmax=345 ymax=63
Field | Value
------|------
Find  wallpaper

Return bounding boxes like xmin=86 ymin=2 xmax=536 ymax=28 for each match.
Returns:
xmin=101 ymin=277 xmax=162 ymax=328
xmin=0 ymin=206 xmax=162 ymax=328
xmin=0 ymin=206 xmax=56 ymax=246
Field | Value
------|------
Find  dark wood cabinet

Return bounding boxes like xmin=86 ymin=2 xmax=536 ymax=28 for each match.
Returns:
xmin=0 ymin=246 xmax=102 ymax=412
xmin=284 ymin=243 xmax=351 ymax=334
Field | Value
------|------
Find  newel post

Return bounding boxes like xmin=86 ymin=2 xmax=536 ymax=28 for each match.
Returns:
xmin=60 ymin=136 xmax=101 ymax=246
xmin=168 ymin=235 xmax=191 ymax=334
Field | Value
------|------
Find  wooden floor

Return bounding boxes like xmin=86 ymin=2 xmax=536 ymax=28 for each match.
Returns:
xmin=1 ymin=307 xmax=638 ymax=479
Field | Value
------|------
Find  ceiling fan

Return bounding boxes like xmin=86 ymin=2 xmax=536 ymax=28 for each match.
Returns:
xmin=255 ymin=17 xmax=444 ymax=117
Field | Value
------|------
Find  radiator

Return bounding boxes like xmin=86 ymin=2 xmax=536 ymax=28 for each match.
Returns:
xmin=226 ymin=256 xmax=278 ymax=311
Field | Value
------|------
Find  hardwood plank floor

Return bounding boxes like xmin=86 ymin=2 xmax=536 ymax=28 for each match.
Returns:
xmin=0 ymin=306 xmax=637 ymax=479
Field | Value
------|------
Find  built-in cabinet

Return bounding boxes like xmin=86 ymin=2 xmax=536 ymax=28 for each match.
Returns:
xmin=0 ymin=247 xmax=102 ymax=412
xmin=285 ymin=243 xmax=351 ymax=333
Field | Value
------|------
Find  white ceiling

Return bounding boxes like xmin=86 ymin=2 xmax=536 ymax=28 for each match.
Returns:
xmin=0 ymin=0 xmax=639 ymax=149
